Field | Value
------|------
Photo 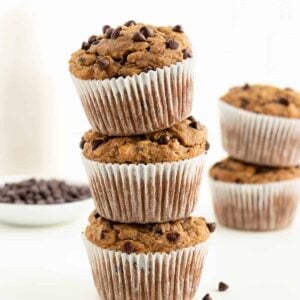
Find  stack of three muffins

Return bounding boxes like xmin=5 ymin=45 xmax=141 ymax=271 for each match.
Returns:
xmin=209 ymin=84 xmax=300 ymax=231
xmin=69 ymin=21 xmax=214 ymax=299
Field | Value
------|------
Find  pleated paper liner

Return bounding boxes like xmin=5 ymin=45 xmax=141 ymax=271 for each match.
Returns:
xmin=83 ymin=235 xmax=208 ymax=300
xmin=219 ymin=100 xmax=300 ymax=167
xmin=82 ymin=154 xmax=206 ymax=223
xmin=209 ymin=177 xmax=300 ymax=231
xmin=71 ymin=58 xmax=194 ymax=136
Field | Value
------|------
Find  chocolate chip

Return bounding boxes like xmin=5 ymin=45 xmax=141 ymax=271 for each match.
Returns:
xmin=202 ymin=294 xmax=212 ymax=300
xmin=123 ymin=241 xmax=135 ymax=254
xmin=166 ymin=232 xmax=180 ymax=243
xmin=172 ymin=24 xmax=184 ymax=33
xmin=79 ymin=138 xmax=85 ymax=149
xmin=182 ymin=48 xmax=192 ymax=59
xmin=240 ymin=98 xmax=249 ymax=108
xmin=274 ymin=97 xmax=289 ymax=106
xmin=255 ymin=166 xmax=271 ymax=174
xmin=158 ymin=135 xmax=171 ymax=145
xmin=94 ymin=212 xmax=100 ymax=218
xmin=97 ymin=57 xmax=110 ymax=70
xmin=242 ymin=83 xmax=250 ymax=90
xmin=153 ymin=226 xmax=163 ymax=235
xmin=124 ymin=20 xmax=136 ymax=26
xmin=104 ymin=28 xmax=114 ymax=38
xmin=111 ymin=26 xmax=122 ymax=39
xmin=166 ymin=39 xmax=179 ymax=50
xmin=235 ymin=178 xmax=242 ymax=183
xmin=188 ymin=115 xmax=196 ymax=122
xmin=100 ymin=229 xmax=109 ymax=239
xmin=218 ymin=281 xmax=229 ymax=292
xmin=102 ymin=25 xmax=111 ymax=34
xmin=142 ymin=66 xmax=155 ymax=73
xmin=140 ymin=26 xmax=154 ymax=38
xmin=132 ymin=32 xmax=146 ymax=42
xmin=190 ymin=121 xmax=202 ymax=130
xmin=88 ymin=35 xmax=97 ymax=44
xmin=205 ymin=141 xmax=210 ymax=151
xmin=206 ymin=222 xmax=216 ymax=233
xmin=92 ymin=40 xmax=100 ymax=45
xmin=91 ymin=139 xmax=104 ymax=150
xmin=81 ymin=41 xmax=90 ymax=50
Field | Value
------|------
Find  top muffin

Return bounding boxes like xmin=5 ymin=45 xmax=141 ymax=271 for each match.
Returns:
xmin=221 ymin=84 xmax=300 ymax=118
xmin=69 ymin=21 xmax=192 ymax=80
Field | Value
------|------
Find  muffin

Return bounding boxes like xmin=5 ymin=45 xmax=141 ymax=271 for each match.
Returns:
xmin=209 ymin=157 xmax=300 ymax=231
xmin=81 ymin=117 xmax=209 ymax=223
xmin=69 ymin=21 xmax=194 ymax=136
xmin=83 ymin=212 xmax=213 ymax=300
xmin=219 ymin=84 xmax=300 ymax=167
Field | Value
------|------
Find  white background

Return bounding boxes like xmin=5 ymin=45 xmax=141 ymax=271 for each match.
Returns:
xmin=0 ymin=0 xmax=300 ymax=299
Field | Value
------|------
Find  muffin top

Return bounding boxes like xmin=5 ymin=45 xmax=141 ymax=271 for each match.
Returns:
xmin=69 ymin=21 xmax=192 ymax=80
xmin=81 ymin=117 xmax=208 ymax=164
xmin=221 ymin=84 xmax=300 ymax=118
xmin=209 ymin=157 xmax=300 ymax=184
xmin=85 ymin=211 xmax=211 ymax=254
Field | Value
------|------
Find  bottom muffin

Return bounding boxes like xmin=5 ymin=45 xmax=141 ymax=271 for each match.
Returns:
xmin=209 ymin=157 xmax=300 ymax=231
xmin=83 ymin=212 xmax=213 ymax=300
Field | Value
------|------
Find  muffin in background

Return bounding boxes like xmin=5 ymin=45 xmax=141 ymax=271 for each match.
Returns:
xmin=219 ymin=84 xmax=300 ymax=167
xmin=69 ymin=21 xmax=194 ymax=136
xmin=209 ymin=157 xmax=300 ymax=231
xmin=81 ymin=117 xmax=209 ymax=223
xmin=83 ymin=212 xmax=212 ymax=300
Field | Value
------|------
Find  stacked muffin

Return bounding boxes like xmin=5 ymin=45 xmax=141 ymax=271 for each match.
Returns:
xmin=69 ymin=21 xmax=214 ymax=299
xmin=209 ymin=84 xmax=300 ymax=230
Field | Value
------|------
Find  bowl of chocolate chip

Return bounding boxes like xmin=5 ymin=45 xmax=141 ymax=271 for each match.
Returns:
xmin=0 ymin=176 xmax=93 ymax=226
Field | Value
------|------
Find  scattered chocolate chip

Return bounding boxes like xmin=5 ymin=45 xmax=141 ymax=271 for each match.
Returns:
xmin=166 ymin=39 xmax=179 ymax=50
xmin=218 ymin=281 xmax=229 ymax=292
xmin=274 ymin=97 xmax=289 ymax=106
xmin=142 ymin=66 xmax=155 ymax=73
xmin=92 ymin=40 xmax=100 ymax=45
xmin=190 ymin=121 xmax=202 ymax=130
xmin=153 ymin=226 xmax=163 ymax=235
xmin=240 ymin=98 xmax=249 ymax=108
xmin=94 ymin=212 xmax=100 ymax=218
xmin=242 ymin=83 xmax=250 ymax=90
xmin=206 ymin=222 xmax=216 ymax=233
xmin=81 ymin=41 xmax=90 ymax=50
xmin=213 ymin=175 xmax=219 ymax=180
xmin=172 ymin=24 xmax=184 ymax=33
xmin=97 ymin=57 xmax=110 ymax=70
xmin=166 ymin=232 xmax=180 ymax=243
xmin=88 ymin=35 xmax=97 ymax=44
xmin=158 ymin=135 xmax=171 ymax=145
xmin=123 ymin=241 xmax=135 ymax=254
xmin=132 ymin=32 xmax=147 ymax=42
xmin=255 ymin=166 xmax=271 ymax=174
xmin=202 ymin=294 xmax=212 ymax=300
xmin=79 ymin=138 xmax=85 ymax=149
xmin=102 ymin=25 xmax=111 ymax=34
xmin=182 ymin=48 xmax=192 ymax=59
xmin=100 ymin=229 xmax=109 ymax=239
xmin=140 ymin=26 xmax=154 ymax=38
xmin=111 ymin=26 xmax=122 ymax=39
xmin=188 ymin=115 xmax=196 ymax=122
xmin=91 ymin=139 xmax=104 ymax=150
xmin=205 ymin=141 xmax=210 ymax=151
xmin=235 ymin=178 xmax=242 ymax=183
xmin=124 ymin=20 xmax=136 ymax=26
xmin=104 ymin=28 xmax=114 ymax=38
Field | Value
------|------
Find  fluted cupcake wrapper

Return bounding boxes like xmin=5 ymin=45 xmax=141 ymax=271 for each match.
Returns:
xmin=219 ymin=100 xmax=300 ymax=167
xmin=83 ymin=235 xmax=208 ymax=300
xmin=82 ymin=154 xmax=206 ymax=223
xmin=71 ymin=59 xmax=194 ymax=136
xmin=209 ymin=177 xmax=300 ymax=231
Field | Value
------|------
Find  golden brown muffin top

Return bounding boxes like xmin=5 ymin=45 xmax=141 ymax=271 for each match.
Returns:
xmin=81 ymin=117 xmax=208 ymax=164
xmin=85 ymin=212 xmax=211 ymax=254
xmin=209 ymin=157 xmax=300 ymax=184
xmin=221 ymin=84 xmax=300 ymax=118
xmin=69 ymin=21 xmax=192 ymax=80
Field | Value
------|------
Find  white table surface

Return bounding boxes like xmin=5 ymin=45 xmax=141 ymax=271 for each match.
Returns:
xmin=0 ymin=178 xmax=299 ymax=300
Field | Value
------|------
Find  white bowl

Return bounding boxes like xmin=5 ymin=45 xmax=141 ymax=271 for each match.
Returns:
xmin=0 ymin=175 xmax=94 ymax=226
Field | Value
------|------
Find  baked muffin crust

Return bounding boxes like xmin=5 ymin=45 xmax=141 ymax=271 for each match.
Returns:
xmin=209 ymin=157 xmax=300 ymax=184
xmin=85 ymin=212 xmax=210 ymax=254
xmin=221 ymin=84 xmax=300 ymax=118
xmin=81 ymin=118 xmax=208 ymax=164
xmin=69 ymin=21 xmax=192 ymax=80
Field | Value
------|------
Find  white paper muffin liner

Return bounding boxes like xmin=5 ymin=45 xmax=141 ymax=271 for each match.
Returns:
xmin=71 ymin=59 xmax=194 ymax=136
xmin=82 ymin=154 xmax=205 ymax=223
xmin=209 ymin=177 xmax=300 ymax=231
xmin=83 ymin=235 xmax=208 ymax=300
xmin=219 ymin=100 xmax=300 ymax=167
